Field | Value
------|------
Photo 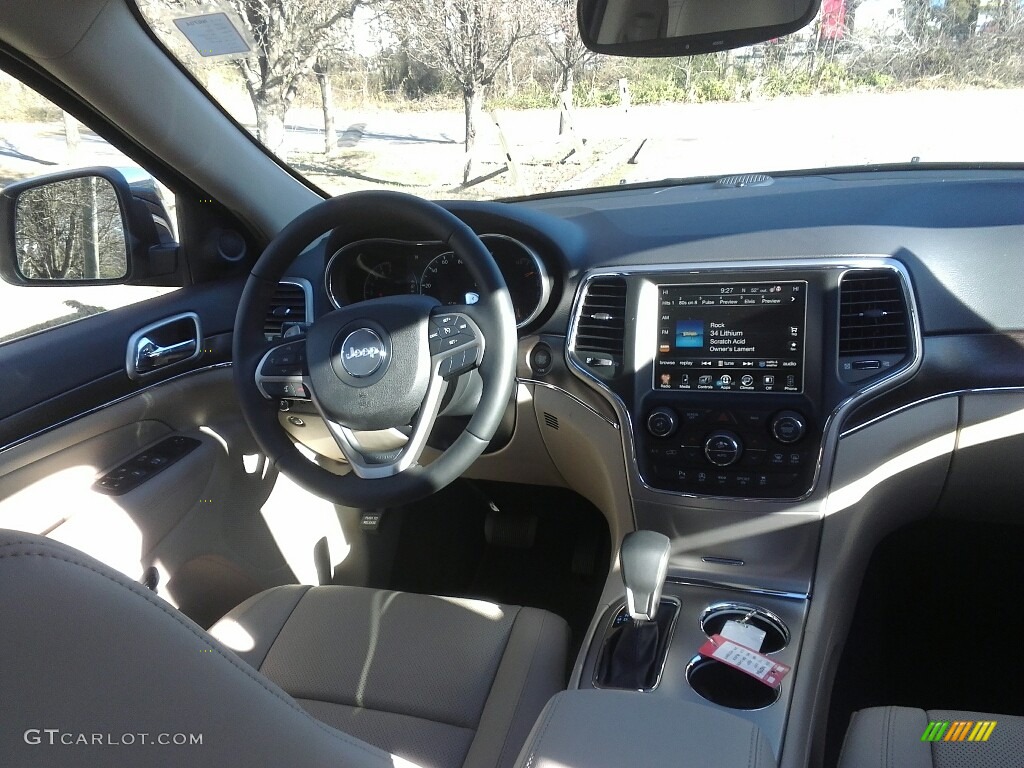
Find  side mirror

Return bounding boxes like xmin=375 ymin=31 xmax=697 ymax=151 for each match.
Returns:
xmin=577 ymin=0 xmax=822 ymax=57
xmin=0 ymin=167 xmax=178 ymax=286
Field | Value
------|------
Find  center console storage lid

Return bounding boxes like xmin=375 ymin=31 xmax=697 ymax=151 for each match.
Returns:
xmin=515 ymin=689 xmax=777 ymax=768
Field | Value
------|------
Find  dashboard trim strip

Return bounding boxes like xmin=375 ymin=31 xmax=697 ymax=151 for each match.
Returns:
xmin=666 ymin=576 xmax=809 ymax=601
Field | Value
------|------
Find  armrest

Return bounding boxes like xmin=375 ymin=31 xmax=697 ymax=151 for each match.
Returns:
xmin=515 ymin=690 xmax=777 ymax=768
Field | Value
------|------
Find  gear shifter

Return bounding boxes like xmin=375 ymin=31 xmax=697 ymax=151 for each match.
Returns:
xmin=621 ymin=530 xmax=671 ymax=621
xmin=595 ymin=530 xmax=673 ymax=690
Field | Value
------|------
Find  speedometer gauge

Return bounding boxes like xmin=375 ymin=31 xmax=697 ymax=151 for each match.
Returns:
xmin=479 ymin=235 xmax=550 ymax=327
xmin=420 ymin=252 xmax=480 ymax=306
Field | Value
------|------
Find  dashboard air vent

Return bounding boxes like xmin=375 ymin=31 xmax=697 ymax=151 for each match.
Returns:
xmin=839 ymin=270 xmax=909 ymax=356
xmin=265 ymin=281 xmax=308 ymax=337
xmin=572 ymin=277 xmax=627 ymax=377
xmin=715 ymin=173 xmax=773 ymax=188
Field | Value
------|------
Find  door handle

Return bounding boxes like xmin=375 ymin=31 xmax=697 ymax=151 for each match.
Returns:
xmin=134 ymin=336 xmax=197 ymax=373
xmin=126 ymin=312 xmax=202 ymax=380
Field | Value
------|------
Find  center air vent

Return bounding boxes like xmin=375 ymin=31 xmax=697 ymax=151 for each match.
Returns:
xmin=265 ymin=280 xmax=309 ymax=338
xmin=839 ymin=270 xmax=909 ymax=355
xmin=572 ymin=276 xmax=627 ymax=376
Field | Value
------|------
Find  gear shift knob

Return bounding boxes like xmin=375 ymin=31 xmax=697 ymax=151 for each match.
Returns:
xmin=620 ymin=530 xmax=671 ymax=621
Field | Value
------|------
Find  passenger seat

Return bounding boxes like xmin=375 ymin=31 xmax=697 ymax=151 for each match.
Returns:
xmin=838 ymin=706 xmax=1024 ymax=768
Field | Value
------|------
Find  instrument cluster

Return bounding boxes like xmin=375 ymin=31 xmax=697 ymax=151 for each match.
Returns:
xmin=325 ymin=235 xmax=552 ymax=328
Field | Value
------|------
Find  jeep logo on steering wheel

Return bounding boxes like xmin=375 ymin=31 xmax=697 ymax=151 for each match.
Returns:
xmin=339 ymin=328 xmax=386 ymax=377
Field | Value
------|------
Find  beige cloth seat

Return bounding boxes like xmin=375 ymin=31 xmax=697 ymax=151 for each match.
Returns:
xmin=838 ymin=706 xmax=1024 ymax=768
xmin=0 ymin=530 xmax=569 ymax=768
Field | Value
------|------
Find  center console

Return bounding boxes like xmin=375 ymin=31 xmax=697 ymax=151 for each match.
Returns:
xmin=557 ymin=257 xmax=921 ymax=764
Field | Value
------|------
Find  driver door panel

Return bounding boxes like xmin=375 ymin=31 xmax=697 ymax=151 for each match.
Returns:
xmin=0 ymin=282 xmax=314 ymax=626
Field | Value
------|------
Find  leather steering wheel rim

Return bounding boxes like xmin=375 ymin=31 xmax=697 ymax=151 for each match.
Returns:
xmin=233 ymin=190 xmax=517 ymax=508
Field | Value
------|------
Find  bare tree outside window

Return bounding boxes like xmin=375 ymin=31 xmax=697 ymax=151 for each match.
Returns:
xmin=15 ymin=177 xmax=127 ymax=281
xmin=227 ymin=0 xmax=371 ymax=154
xmin=542 ymin=0 xmax=593 ymax=133
xmin=390 ymin=0 xmax=539 ymax=183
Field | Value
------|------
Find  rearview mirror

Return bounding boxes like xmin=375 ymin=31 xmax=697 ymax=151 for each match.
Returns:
xmin=577 ymin=0 xmax=822 ymax=57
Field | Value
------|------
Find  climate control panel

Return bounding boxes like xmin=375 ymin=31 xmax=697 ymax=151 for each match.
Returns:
xmin=639 ymin=404 xmax=816 ymax=498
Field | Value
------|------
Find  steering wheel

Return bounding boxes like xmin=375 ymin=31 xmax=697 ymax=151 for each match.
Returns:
xmin=233 ymin=191 xmax=517 ymax=508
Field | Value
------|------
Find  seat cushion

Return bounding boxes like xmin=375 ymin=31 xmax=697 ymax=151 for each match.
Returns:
xmin=211 ymin=584 xmax=569 ymax=768
xmin=838 ymin=706 xmax=1024 ymax=768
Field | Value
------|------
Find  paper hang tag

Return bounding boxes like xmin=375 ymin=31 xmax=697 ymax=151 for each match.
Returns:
xmin=720 ymin=619 xmax=767 ymax=652
xmin=697 ymin=634 xmax=791 ymax=689
xmin=173 ymin=12 xmax=251 ymax=58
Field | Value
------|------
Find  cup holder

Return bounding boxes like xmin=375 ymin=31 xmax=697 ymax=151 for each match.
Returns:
xmin=686 ymin=656 xmax=782 ymax=710
xmin=699 ymin=602 xmax=789 ymax=654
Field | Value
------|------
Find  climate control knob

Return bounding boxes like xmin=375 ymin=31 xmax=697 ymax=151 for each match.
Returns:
xmin=646 ymin=407 xmax=678 ymax=438
xmin=704 ymin=430 xmax=742 ymax=467
xmin=771 ymin=411 xmax=807 ymax=444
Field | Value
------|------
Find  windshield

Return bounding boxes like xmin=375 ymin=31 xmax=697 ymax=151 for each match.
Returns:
xmin=136 ymin=0 xmax=1022 ymax=199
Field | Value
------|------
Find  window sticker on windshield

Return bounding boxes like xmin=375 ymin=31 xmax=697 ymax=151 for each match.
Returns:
xmin=173 ymin=12 xmax=251 ymax=58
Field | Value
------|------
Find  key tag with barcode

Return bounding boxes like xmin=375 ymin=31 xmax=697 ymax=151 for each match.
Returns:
xmin=697 ymin=634 xmax=791 ymax=689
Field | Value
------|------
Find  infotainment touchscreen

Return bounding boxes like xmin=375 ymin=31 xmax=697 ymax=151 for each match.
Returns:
xmin=654 ymin=281 xmax=807 ymax=393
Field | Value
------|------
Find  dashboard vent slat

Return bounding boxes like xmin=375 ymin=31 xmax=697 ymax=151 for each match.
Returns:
xmin=265 ymin=282 xmax=308 ymax=337
xmin=573 ymin=278 xmax=627 ymax=366
xmin=715 ymin=173 xmax=774 ymax=188
xmin=839 ymin=270 xmax=909 ymax=356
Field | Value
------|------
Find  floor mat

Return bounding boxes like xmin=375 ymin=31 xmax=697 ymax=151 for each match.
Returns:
xmin=825 ymin=520 xmax=1024 ymax=767
xmin=385 ymin=479 xmax=610 ymax=658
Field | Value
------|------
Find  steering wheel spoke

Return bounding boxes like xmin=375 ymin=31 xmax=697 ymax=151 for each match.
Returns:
xmin=308 ymin=362 xmax=447 ymax=479
xmin=428 ymin=308 xmax=485 ymax=379
xmin=255 ymin=337 xmax=311 ymax=401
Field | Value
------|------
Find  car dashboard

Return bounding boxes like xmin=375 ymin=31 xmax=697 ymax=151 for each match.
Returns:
xmin=270 ymin=167 xmax=1024 ymax=762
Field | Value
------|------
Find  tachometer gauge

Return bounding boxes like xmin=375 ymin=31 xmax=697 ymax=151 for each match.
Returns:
xmin=420 ymin=252 xmax=481 ymax=306
xmin=325 ymin=240 xmax=422 ymax=308
xmin=361 ymin=257 xmax=418 ymax=300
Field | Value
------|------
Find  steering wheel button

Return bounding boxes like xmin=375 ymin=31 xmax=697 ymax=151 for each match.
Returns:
xmin=439 ymin=353 xmax=461 ymax=377
xmin=453 ymin=350 xmax=476 ymax=376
